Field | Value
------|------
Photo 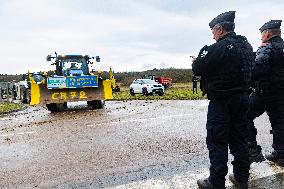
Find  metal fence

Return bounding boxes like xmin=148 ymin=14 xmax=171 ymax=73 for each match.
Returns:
xmin=0 ymin=82 xmax=14 ymax=102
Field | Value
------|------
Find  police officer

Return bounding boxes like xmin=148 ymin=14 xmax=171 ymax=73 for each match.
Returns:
xmin=248 ymin=20 xmax=284 ymax=166
xmin=192 ymin=11 xmax=254 ymax=189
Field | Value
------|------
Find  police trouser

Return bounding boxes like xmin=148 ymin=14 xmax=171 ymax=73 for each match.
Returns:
xmin=207 ymin=94 xmax=249 ymax=187
xmin=247 ymin=92 xmax=284 ymax=152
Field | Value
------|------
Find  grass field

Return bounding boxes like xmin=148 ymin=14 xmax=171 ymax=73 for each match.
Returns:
xmin=0 ymin=102 xmax=23 ymax=114
xmin=113 ymin=83 xmax=206 ymax=100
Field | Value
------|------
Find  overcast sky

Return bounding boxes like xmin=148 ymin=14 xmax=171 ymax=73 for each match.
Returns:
xmin=0 ymin=0 xmax=283 ymax=74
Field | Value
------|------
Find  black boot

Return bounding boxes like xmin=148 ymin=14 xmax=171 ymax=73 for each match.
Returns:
xmin=229 ymin=174 xmax=248 ymax=189
xmin=248 ymin=142 xmax=265 ymax=163
xmin=265 ymin=151 xmax=284 ymax=167
xmin=197 ymin=178 xmax=225 ymax=189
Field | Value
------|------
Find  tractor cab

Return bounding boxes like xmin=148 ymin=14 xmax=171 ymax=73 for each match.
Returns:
xmin=46 ymin=54 xmax=100 ymax=77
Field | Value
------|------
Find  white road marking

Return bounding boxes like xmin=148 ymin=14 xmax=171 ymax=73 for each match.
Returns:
xmin=0 ymin=130 xmax=36 ymax=137
xmin=87 ymin=114 xmax=192 ymax=127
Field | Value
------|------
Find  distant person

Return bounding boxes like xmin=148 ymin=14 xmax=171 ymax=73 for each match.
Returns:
xmin=192 ymin=11 xmax=254 ymax=189
xmin=247 ymin=20 xmax=284 ymax=166
xmin=70 ymin=63 xmax=78 ymax=69
xmin=67 ymin=63 xmax=83 ymax=76
xmin=192 ymin=76 xmax=198 ymax=94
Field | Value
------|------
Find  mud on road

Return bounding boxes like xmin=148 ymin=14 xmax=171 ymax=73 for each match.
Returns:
xmin=0 ymin=100 xmax=283 ymax=189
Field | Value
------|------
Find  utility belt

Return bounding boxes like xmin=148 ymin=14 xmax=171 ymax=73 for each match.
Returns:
xmin=254 ymin=81 xmax=284 ymax=94
xmin=254 ymin=81 xmax=269 ymax=94
xmin=201 ymin=74 xmax=244 ymax=95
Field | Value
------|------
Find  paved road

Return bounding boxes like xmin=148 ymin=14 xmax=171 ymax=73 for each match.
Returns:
xmin=0 ymin=100 xmax=283 ymax=189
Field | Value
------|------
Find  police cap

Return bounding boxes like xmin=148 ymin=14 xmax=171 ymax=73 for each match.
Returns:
xmin=209 ymin=11 xmax=236 ymax=29
xmin=259 ymin=20 xmax=282 ymax=33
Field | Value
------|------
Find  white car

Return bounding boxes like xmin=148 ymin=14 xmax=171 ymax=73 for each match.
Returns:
xmin=129 ymin=79 xmax=164 ymax=96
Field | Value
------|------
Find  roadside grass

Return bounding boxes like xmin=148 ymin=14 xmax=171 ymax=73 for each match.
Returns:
xmin=0 ymin=102 xmax=23 ymax=113
xmin=113 ymin=83 xmax=206 ymax=100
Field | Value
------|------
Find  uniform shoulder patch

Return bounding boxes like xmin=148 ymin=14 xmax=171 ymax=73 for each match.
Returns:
xmin=200 ymin=49 xmax=208 ymax=57
xmin=227 ymin=44 xmax=234 ymax=50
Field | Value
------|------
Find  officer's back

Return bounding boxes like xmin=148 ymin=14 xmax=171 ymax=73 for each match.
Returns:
xmin=252 ymin=23 xmax=284 ymax=94
xmin=192 ymin=29 xmax=253 ymax=100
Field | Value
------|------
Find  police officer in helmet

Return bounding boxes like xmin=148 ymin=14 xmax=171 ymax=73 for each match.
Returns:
xmin=248 ymin=20 xmax=284 ymax=166
xmin=192 ymin=11 xmax=254 ymax=189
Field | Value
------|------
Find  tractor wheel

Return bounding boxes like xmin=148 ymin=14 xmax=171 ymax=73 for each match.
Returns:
xmin=130 ymin=88 xmax=135 ymax=96
xmin=26 ymin=89 xmax=31 ymax=104
xmin=87 ymin=100 xmax=105 ymax=109
xmin=21 ymin=90 xmax=25 ymax=103
xmin=22 ymin=88 xmax=30 ymax=104
xmin=46 ymin=103 xmax=61 ymax=112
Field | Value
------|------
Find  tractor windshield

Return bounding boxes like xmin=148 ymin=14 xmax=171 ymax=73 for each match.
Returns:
xmin=61 ymin=58 xmax=89 ymax=76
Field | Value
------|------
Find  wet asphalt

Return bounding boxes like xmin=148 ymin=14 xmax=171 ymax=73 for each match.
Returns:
xmin=0 ymin=100 xmax=283 ymax=189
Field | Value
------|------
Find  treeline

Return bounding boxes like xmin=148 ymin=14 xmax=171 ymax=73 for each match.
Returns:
xmin=102 ymin=68 xmax=193 ymax=86
xmin=0 ymin=68 xmax=194 ymax=85
xmin=0 ymin=74 xmax=23 ymax=82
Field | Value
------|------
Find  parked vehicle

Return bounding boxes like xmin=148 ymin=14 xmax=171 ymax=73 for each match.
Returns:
xmin=142 ymin=75 xmax=172 ymax=89
xmin=13 ymin=80 xmax=30 ymax=103
xmin=155 ymin=77 xmax=172 ymax=89
xmin=129 ymin=79 xmax=164 ymax=96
